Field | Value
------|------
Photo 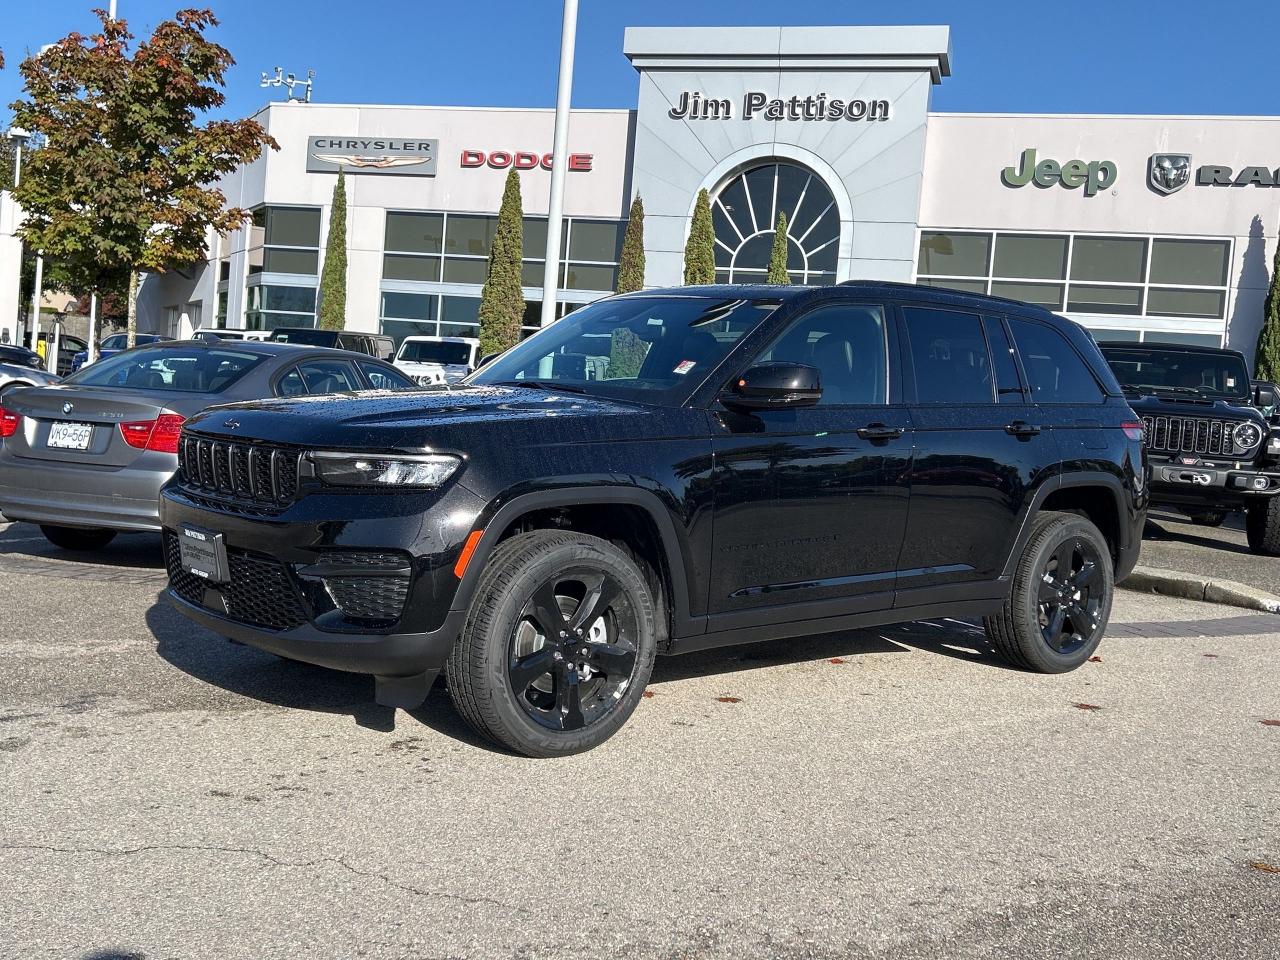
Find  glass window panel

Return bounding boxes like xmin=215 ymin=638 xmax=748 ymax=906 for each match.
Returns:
xmin=297 ymin=359 xmax=361 ymax=393
xmin=276 ymin=368 xmax=306 ymax=397
xmin=806 ymin=273 xmax=836 ymax=287
xmin=715 ymin=176 xmax=754 ymax=239
xmin=790 ymin=173 xmax=834 ymax=236
xmin=1147 ymin=287 xmax=1226 ymax=319
xmin=918 ymin=232 xmax=990 ymax=277
xmin=773 ymin=164 xmax=809 ymax=229
xmin=917 ymin=277 xmax=987 ymax=294
xmin=440 ymin=322 xmax=481 ymax=339
xmin=1070 ymin=236 xmax=1147 ymax=283
xmin=712 ymin=206 xmax=738 ymax=257
xmin=265 ymin=207 xmax=321 ymax=247
xmin=715 ymin=269 xmax=733 ymax=284
xmin=1089 ymin=328 xmax=1141 ymax=342
xmin=262 ymin=248 xmax=318 ymax=275
xmin=218 ymin=261 xmax=230 ymax=282
xmin=567 ymin=220 xmax=624 ymax=262
xmin=385 ymin=212 xmax=444 ymax=254
xmin=805 ymin=212 xmax=840 ymax=271
xmin=734 ymin=234 xmax=773 ymax=271
xmin=252 ymin=208 xmax=266 ymax=228
xmin=756 ymin=303 xmax=887 ymax=406
xmin=520 ymin=301 xmax=544 ymax=329
xmin=441 ymin=296 xmax=482 ymax=325
xmin=249 ymin=311 xmax=315 ymax=331
xmin=382 ymin=253 xmax=441 ymax=282
xmin=983 ymin=316 xmax=1024 ymax=403
xmin=993 ymin=234 xmax=1067 ymax=280
xmin=989 ymin=280 xmax=1064 ymax=310
xmin=380 ymin=318 xmax=439 ymax=343
xmin=1150 ymin=239 xmax=1229 ymax=286
xmin=522 ymin=217 xmax=550 ymax=259
xmin=260 ymin=285 xmax=316 ymax=313
xmin=1007 ymin=318 xmax=1104 ymax=403
xmin=380 ymin=292 xmax=436 ymax=322
xmin=744 ymin=165 xmax=777 ymax=230
xmin=1144 ymin=331 xmax=1223 ymax=347
xmin=446 ymin=215 xmax=497 ymax=256
xmin=902 ymin=307 xmax=993 ymax=404
xmin=565 ymin=263 xmax=617 ymax=291
xmin=1067 ymin=284 xmax=1143 ymax=315
xmin=521 ymin=261 xmax=546 ymax=287
xmin=442 ymin=257 xmax=490 ymax=284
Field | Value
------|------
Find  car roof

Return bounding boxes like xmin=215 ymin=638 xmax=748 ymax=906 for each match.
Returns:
xmin=112 ymin=339 xmax=394 ymax=363
xmin=1100 ymin=340 xmax=1239 ymax=356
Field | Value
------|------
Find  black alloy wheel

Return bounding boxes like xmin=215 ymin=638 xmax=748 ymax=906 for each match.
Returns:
xmin=1035 ymin=537 xmax=1103 ymax=657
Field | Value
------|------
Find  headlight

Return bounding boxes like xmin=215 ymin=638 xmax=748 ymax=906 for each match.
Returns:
xmin=1234 ymin=422 xmax=1263 ymax=452
xmin=310 ymin=452 xmax=460 ymax=488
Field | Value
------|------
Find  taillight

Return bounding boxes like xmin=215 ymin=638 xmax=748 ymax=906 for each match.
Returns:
xmin=0 ymin=407 xmax=20 ymax=439
xmin=119 ymin=413 xmax=185 ymax=453
xmin=1121 ymin=421 xmax=1145 ymax=442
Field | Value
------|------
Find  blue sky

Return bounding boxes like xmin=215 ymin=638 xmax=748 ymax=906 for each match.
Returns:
xmin=1 ymin=0 xmax=1274 ymax=124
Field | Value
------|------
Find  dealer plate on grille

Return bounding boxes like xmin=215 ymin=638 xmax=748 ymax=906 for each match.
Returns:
xmin=179 ymin=525 xmax=229 ymax=583
xmin=47 ymin=421 xmax=93 ymax=450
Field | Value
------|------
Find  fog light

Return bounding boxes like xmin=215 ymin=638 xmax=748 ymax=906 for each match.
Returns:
xmin=1254 ymin=477 xmax=1270 ymax=491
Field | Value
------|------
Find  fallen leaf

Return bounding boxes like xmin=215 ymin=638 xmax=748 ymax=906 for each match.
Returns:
xmin=716 ymin=696 xmax=742 ymax=704
xmin=830 ymin=658 xmax=846 ymax=664
xmin=1261 ymin=719 xmax=1280 ymax=727
xmin=641 ymin=690 xmax=655 ymax=699
xmin=1248 ymin=860 xmax=1280 ymax=874
xmin=1088 ymin=656 xmax=1103 ymax=663
xmin=1072 ymin=702 xmax=1103 ymax=711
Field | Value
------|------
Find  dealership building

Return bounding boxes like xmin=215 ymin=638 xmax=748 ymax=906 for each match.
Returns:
xmin=134 ymin=25 xmax=1280 ymax=358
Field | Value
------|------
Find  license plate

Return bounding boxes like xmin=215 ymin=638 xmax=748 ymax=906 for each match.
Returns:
xmin=47 ymin=421 xmax=93 ymax=450
xmin=178 ymin=525 xmax=230 ymax=583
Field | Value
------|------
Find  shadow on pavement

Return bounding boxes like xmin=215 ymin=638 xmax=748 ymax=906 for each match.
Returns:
xmin=0 ymin=521 xmax=165 ymax=570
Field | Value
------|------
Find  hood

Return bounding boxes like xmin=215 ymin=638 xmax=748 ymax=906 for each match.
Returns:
xmin=1123 ymin=389 xmax=1263 ymax=422
xmin=183 ymin=384 xmax=651 ymax=450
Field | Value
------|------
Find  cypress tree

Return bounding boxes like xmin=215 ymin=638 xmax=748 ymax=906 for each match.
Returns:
xmin=609 ymin=195 xmax=648 ymax=379
xmin=478 ymin=168 xmax=525 ymax=357
xmin=317 ymin=170 xmax=348 ymax=330
xmin=1255 ymin=224 xmax=1280 ymax=381
xmin=683 ymin=188 xmax=716 ymax=285
xmin=767 ymin=211 xmax=790 ymax=284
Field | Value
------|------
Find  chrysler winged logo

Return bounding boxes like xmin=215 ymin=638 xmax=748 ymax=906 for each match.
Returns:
xmin=1149 ymin=153 xmax=1192 ymax=195
xmin=222 ymin=418 xmax=241 ymax=430
xmin=311 ymin=154 xmax=430 ymax=170
xmin=62 ymin=402 xmax=74 ymax=415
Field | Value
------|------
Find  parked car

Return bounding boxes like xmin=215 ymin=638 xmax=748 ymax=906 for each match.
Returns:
xmin=160 ymin=282 xmax=1146 ymax=757
xmin=0 ymin=361 xmax=60 ymax=398
xmin=267 ymin=328 xmax=395 ymax=360
xmin=71 ymin=333 xmax=172 ymax=372
xmin=193 ymin=329 xmax=271 ymax=343
xmin=0 ymin=344 xmax=45 ymax=370
xmin=1099 ymin=341 xmax=1280 ymax=551
xmin=0 ymin=340 xmax=419 ymax=550
xmin=393 ymin=335 xmax=480 ymax=385
xmin=30 ymin=333 xmax=90 ymax=377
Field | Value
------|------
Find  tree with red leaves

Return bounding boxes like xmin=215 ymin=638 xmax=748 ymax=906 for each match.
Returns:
xmin=8 ymin=9 xmax=276 ymax=346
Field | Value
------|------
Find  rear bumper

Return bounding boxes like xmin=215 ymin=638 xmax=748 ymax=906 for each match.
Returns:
xmin=0 ymin=449 xmax=170 ymax=531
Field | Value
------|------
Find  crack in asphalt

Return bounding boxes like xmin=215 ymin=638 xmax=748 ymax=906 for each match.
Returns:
xmin=0 ymin=843 xmax=530 ymax=916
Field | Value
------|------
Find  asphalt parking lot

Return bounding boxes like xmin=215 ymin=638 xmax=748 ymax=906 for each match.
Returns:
xmin=2 ymin=520 xmax=1278 ymax=960
xmin=1142 ymin=508 xmax=1280 ymax=597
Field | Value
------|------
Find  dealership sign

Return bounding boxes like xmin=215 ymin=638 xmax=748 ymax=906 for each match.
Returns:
xmin=460 ymin=150 xmax=594 ymax=172
xmin=1001 ymin=148 xmax=1117 ymax=197
xmin=306 ymin=137 xmax=438 ymax=176
xmin=1147 ymin=154 xmax=1279 ymax=195
xmin=668 ymin=91 xmax=891 ymax=122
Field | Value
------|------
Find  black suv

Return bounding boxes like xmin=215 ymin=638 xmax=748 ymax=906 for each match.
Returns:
xmin=1099 ymin=342 xmax=1280 ymax=552
xmin=161 ymin=283 xmax=1146 ymax=756
xmin=268 ymin=328 xmax=396 ymax=360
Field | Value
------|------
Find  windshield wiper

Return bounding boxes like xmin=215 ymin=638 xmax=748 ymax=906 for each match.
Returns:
xmin=1125 ymin=383 xmax=1203 ymax=396
xmin=491 ymin=379 xmax=589 ymax=395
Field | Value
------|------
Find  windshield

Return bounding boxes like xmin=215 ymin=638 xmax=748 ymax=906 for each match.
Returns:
xmin=101 ymin=335 xmax=127 ymax=350
xmin=397 ymin=340 xmax=473 ymax=365
xmin=1100 ymin=345 xmax=1250 ymax=400
xmin=64 ymin=347 xmax=266 ymax=393
xmin=269 ymin=329 xmax=334 ymax=346
xmin=468 ymin=296 xmax=780 ymax=402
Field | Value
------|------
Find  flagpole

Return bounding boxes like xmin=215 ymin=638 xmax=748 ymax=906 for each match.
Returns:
xmin=539 ymin=0 xmax=578 ymax=327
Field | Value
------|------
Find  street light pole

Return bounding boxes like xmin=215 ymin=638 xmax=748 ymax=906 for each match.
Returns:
xmin=539 ymin=0 xmax=578 ymax=328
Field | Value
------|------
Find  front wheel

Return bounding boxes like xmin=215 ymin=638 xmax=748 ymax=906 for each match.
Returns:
xmin=445 ymin=530 xmax=658 ymax=757
xmin=1245 ymin=498 xmax=1280 ymax=555
xmin=984 ymin=511 xmax=1113 ymax=673
xmin=39 ymin=525 xmax=117 ymax=552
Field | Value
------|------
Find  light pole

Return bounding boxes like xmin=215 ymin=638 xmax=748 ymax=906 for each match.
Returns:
xmin=87 ymin=1 xmax=116 ymax=363
xmin=539 ymin=0 xmax=578 ymax=328
xmin=2 ymin=127 xmax=31 ymax=348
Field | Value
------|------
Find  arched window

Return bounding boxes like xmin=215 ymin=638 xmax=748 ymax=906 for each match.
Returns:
xmin=711 ymin=162 xmax=840 ymax=285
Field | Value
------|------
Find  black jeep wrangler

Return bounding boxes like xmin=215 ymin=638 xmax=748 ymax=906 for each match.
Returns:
xmin=1099 ymin=341 xmax=1280 ymax=553
xmin=162 ymin=283 xmax=1146 ymax=756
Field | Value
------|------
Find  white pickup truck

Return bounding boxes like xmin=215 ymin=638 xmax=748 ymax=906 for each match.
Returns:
xmin=392 ymin=336 xmax=480 ymax=385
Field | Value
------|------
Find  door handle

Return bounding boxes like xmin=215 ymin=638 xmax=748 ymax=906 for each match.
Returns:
xmin=857 ymin=423 xmax=905 ymax=441
xmin=1005 ymin=421 xmax=1043 ymax=438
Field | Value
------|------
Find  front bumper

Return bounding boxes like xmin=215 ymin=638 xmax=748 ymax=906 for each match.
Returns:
xmin=1148 ymin=458 xmax=1280 ymax=507
xmin=0 ymin=449 xmax=171 ymax=531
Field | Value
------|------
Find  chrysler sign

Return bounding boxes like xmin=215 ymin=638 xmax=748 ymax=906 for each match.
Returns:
xmin=306 ymin=137 xmax=438 ymax=176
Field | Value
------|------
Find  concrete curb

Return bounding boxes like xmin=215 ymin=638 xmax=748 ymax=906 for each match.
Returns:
xmin=1121 ymin=566 xmax=1280 ymax=615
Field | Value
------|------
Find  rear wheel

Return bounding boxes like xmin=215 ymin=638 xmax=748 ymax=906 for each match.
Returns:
xmin=446 ymin=530 xmax=658 ymax=757
xmin=1246 ymin=498 xmax=1280 ymax=555
xmin=1186 ymin=510 xmax=1227 ymax=527
xmin=39 ymin=525 xmax=117 ymax=552
xmin=984 ymin=512 xmax=1113 ymax=673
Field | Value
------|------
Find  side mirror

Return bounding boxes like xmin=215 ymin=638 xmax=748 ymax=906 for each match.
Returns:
xmin=1254 ymin=380 xmax=1278 ymax=411
xmin=722 ymin=362 xmax=822 ymax=411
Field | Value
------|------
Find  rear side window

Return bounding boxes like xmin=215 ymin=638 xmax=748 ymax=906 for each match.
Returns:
xmin=297 ymin=360 xmax=360 ymax=394
xmin=357 ymin=361 xmax=418 ymax=391
xmin=984 ymin=317 xmax=1025 ymax=403
xmin=902 ymin=307 xmax=993 ymax=404
xmin=1008 ymin=319 xmax=1105 ymax=403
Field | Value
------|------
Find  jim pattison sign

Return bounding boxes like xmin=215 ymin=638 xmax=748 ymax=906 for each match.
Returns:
xmin=668 ymin=91 xmax=891 ymax=122
xmin=306 ymin=137 xmax=438 ymax=176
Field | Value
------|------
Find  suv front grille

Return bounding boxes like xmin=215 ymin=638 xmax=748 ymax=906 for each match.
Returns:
xmin=164 ymin=534 xmax=309 ymax=632
xmin=1141 ymin=415 xmax=1244 ymax=458
xmin=178 ymin=433 xmax=302 ymax=506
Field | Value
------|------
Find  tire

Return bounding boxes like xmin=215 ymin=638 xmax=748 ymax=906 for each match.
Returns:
xmin=984 ymin=511 xmax=1113 ymax=673
xmin=1186 ymin=511 xmax=1227 ymax=527
xmin=1246 ymin=498 xmax=1280 ymax=555
xmin=39 ymin=525 xmax=117 ymax=551
xmin=445 ymin=530 xmax=658 ymax=757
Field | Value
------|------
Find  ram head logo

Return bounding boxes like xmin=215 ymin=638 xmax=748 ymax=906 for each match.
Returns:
xmin=1149 ymin=154 xmax=1192 ymax=195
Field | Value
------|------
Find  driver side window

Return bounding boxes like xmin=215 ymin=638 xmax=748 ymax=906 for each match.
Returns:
xmin=753 ymin=303 xmax=888 ymax=406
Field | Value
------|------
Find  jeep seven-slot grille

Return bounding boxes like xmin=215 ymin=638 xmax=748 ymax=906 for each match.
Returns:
xmin=178 ymin=433 xmax=301 ymax=505
xmin=1141 ymin=415 xmax=1243 ymax=457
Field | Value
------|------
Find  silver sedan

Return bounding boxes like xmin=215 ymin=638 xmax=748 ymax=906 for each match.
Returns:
xmin=0 ymin=339 xmax=418 ymax=550
xmin=0 ymin=360 xmax=61 ymax=399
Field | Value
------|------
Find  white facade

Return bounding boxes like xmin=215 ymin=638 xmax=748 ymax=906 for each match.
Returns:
xmin=125 ymin=25 xmax=1280 ymax=360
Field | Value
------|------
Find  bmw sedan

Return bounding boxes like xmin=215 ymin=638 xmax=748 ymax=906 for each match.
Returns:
xmin=0 ymin=340 xmax=419 ymax=550
xmin=70 ymin=333 xmax=172 ymax=373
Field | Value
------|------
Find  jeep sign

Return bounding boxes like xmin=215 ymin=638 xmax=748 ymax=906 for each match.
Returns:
xmin=1001 ymin=148 xmax=1117 ymax=197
